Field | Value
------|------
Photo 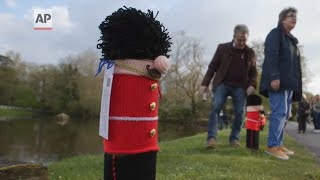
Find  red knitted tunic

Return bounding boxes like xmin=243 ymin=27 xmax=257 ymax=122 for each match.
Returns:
xmin=103 ymin=74 xmax=160 ymax=154
xmin=246 ymin=105 xmax=264 ymax=131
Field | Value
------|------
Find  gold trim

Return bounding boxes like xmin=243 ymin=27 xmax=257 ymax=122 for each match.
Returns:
xmin=150 ymin=102 xmax=156 ymax=111
xmin=151 ymin=83 xmax=158 ymax=91
xmin=150 ymin=129 xmax=156 ymax=137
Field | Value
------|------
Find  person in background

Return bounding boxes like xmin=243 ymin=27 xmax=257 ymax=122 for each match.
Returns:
xmin=297 ymin=94 xmax=310 ymax=133
xmin=259 ymin=7 xmax=302 ymax=160
xmin=201 ymin=24 xmax=257 ymax=149
xmin=311 ymin=95 xmax=320 ymax=133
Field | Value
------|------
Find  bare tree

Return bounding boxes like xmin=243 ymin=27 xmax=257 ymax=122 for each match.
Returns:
xmin=5 ymin=51 xmax=27 ymax=81
xmin=251 ymin=40 xmax=264 ymax=71
xmin=62 ymin=49 xmax=100 ymax=77
xmin=163 ymin=31 xmax=205 ymax=119
xmin=60 ymin=49 xmax=102 ymax=119
xmin=298 ymin=45 xmax=311 ymax=89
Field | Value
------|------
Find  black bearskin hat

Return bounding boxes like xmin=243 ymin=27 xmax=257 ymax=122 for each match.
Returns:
xmin=97 ymin=6 xmax=171 ymax=60
xmin=246 ymin=94 xmax=262 ymax=106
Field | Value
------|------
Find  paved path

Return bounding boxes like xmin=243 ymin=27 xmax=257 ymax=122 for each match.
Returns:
xmin=285 ymin=121 xmax=320 ymax=159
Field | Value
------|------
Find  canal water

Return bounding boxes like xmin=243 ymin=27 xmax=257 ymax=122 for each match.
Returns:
xmin=0 ymin=118 xmax=200 ymax=164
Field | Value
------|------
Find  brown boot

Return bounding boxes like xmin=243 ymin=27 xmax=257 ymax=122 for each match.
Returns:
xmin=230 ymin=140 xmax=241 ymax=148
xmin=278 ymin=146 xmax=294 ymax=155
xmin=206 ymin=138 xmax=216 ymax=149
xmin=265 ymin=147 xmax=289 ymax=160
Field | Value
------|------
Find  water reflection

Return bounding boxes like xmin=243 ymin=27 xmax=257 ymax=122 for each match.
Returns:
xmin=0 ymin=118 xmax=102 ymax=164
xmin=0 ymin=118 xmax=199 ymax=164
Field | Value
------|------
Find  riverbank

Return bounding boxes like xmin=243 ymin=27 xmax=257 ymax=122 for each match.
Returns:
xmin=49 ymin=128 xmax=320 ymax=179
xmin=0 ymin=108 xmax=32 ymax=119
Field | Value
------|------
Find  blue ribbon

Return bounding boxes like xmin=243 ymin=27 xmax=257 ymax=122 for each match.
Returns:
xmin=95 ymin=58 xmax=115 ymax=77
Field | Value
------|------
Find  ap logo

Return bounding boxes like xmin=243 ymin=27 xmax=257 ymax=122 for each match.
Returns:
xmin=34 ymin=9 xmax=53 ymax=30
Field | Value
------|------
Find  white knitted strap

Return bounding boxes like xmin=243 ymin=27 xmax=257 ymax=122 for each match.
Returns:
xmin=246 ymin=118 xmax=260 ymax=122
xmin=109 ymin=116 xmax=158 ymax=121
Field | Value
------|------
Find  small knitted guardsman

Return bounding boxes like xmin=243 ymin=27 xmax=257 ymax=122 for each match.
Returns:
xmin=96 ymin=6 xmax=171 ymax=180
xmin=245 ymin=94 xmax=266 ymax=150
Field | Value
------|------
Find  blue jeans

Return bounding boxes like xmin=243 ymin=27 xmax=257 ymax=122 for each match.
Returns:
xmin=207 ymin=84 xmax=246 ymax=142
xmin=268 ymin=90 xmax=292 ymax=147
xmin=313 ymin=110 xmax=320 ymax=129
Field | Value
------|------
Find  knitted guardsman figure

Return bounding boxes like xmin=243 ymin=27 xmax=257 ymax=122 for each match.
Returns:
xmin=96 ymin=7 xmax=171 ymax=180
xmin=245 ymin=94 xmax=266 ymax=150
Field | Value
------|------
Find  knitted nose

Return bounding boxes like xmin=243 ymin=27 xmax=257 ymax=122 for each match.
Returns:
xmin=154 ymin=55 xmax=170 ymax=75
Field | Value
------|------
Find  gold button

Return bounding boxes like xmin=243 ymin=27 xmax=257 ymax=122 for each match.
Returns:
xmin=150 ymin=129 xmax=156 ymax=137
xmin=151 ymin=83 xmax=158 ymax=91
xmin=150 ymin=102 xmax=156 ymax=111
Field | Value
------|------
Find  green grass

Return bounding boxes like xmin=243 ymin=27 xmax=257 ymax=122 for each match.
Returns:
xmin=49 ymin=128 xmax=320 ymax=180
xmin=0 ymin=108 xmax=32 ymax=117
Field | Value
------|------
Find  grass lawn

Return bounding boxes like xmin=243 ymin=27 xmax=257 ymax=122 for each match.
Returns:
xmin=0 ymin=108 xmax=32 ymax=117
xmin=49 ymin=128 xmax=320 ymax=180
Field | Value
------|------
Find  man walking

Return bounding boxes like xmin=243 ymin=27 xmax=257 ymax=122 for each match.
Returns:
xmin=201 ymin=24 xmax=257 ymax=148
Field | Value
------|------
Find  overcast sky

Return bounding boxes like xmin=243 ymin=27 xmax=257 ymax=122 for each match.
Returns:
xmin=1 ymin=0 xmax=320 ymax=93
